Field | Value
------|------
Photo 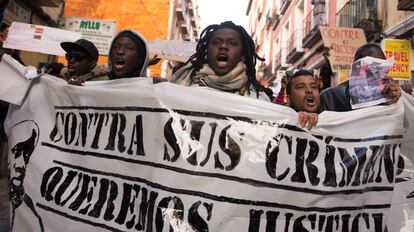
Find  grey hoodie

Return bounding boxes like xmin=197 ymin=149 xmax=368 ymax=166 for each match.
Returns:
xmin=107 ymin=29 xmax=149 ymax=79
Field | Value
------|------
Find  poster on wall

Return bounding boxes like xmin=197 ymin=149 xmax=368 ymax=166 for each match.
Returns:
xmin=65 ymin=17 xmax=117 ymax=55
xmin=383 ymin=39 xmax=411 ymax=81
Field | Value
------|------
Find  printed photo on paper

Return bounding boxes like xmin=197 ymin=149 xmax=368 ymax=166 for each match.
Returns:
xmin=349 ymin=56 xmax=394 ymax=109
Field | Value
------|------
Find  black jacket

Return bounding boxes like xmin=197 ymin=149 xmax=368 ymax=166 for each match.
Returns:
xmin=319 ymin=83 xmax=352 ymax=112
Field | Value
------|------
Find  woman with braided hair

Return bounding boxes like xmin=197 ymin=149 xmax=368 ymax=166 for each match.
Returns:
xmin=171 ymin=21 xmax=272 ymax=101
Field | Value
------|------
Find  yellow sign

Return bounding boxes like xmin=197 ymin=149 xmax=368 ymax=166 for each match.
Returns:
xmin=338 ymin=69 xmax=350 ymax=84
xmin=383 ymin=39 xmax=411 ymax=81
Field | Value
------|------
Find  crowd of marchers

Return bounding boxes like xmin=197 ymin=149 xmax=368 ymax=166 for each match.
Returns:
xmin=0 ymin=20 xmax=409 ymax=138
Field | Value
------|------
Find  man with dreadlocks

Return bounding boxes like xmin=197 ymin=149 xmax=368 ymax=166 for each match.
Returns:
xmin=171 ymin=21 xmax=272 ymax=100
xmin=171 ymin=21 xmax=318 ymax=129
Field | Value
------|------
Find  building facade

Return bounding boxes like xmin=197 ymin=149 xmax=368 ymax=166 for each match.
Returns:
xmin=247 ymin=0 xmax=337 ymax=87
xmin=164 ymin=0 xmax=200 ymax=78
xmin=63 ymin=0 xmax=200 ymax=77
xmin=169 ymin=0 xmax=200 ymax=42
xmin=378 ymin=0 xmax=414 ymax=85
xmin=248 ymin=0 xmax=414 ymax=87
xmin=3 ymin=0 xmax=65 ymax=67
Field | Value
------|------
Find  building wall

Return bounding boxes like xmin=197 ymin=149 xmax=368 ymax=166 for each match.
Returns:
xmin=248 ymin=0 xmax=338 ymax=87
xmin=250 ymin=0 xmax=414 ymax=88
xmin=336 ymin=0 xmax=348 ymax=12
xmin=168 ymin=0 xmax=200 ymax=42
xmin=63 ymin=0 xmax=171 ymax=77
xmin=380 ymin=1 xmax=414 ymax=85
xmin=163 ymin=0 xmax=200 ymax=79
xmin=382 ymin=1 xmax=414 ymax=33
xmin=292 ymin=0 xmax=337 ymax=69
xmin=64 ymin=0 xmax=200 ymax=78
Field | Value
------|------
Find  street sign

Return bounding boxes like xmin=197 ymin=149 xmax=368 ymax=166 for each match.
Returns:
xmin=65 ymin=17 xmax=116 ymax=55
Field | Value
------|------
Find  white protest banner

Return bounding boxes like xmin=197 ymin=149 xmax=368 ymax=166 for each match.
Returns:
xmin=0 ymin=55 xmax=36 ymax=105
xmin=148 ymin=39 xmax=197 ymax=62
xmin=65 ymin=17 xmax=117 ymax=55
xmin=3 ymin=22 xmax=82 ymax=56
xmin=2 ymin=59 xmax=414 ymax=231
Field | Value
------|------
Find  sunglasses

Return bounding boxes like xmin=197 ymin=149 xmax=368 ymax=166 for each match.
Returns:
xmin=65 ymin=52 xmax=89 ymax=61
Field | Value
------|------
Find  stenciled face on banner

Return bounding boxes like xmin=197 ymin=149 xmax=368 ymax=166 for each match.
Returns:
xmin=8 ymin=120 xmax=44 ymax=231
xmin=9 ymin=120 xmax=39 ymax=210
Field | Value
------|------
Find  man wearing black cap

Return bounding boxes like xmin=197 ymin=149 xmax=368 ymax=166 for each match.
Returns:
xmin=60 ymin=38 xmax=108 ymax=83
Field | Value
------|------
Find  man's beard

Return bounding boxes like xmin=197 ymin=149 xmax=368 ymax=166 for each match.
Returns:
xmin=9 ymin=166 xmax=26 ymax=210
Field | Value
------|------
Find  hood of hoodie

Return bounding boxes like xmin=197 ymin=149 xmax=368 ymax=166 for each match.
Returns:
xmin=107 ymin=29 xmax=149 ymax=79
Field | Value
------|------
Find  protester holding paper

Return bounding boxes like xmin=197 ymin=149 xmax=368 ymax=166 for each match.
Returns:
xmin=348 ymin=56 xmax=395 ymax=109
xmin=319 ymin=44 xmax=401 ymax=112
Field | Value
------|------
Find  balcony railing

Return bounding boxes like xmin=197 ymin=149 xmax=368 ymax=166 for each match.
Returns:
xmin=275 ymin=51 xmax=282 ymax=69
xmin=287 ymin=30 xmax=298 ymax=54
xmin=176 ymin=4 xmax=185 ymax=21
xmin=303 ymin=10 xmax=314 ymax=39
xmin=181 ymin=23 xmax=188 ymax=35
xmin=398 ymin=0 xmax=414 ymax=11
xmin=286 ymin=29 xmax=304 ymax=63
xmin=337 ymin=0 xmax=382 ymax=37
xmin=188 ymin=2 xmax=194 ymax=17
xmin=280 ymin=0 xmax=291 ymax=15
xmin=271 ymin=13 xmax=281 ymax=30
xmin=274 ymin=47 xmax=287 ymax=70
xmin=304 ymin=4 xmax=326 ymax=36
xmin=266 ymin=11 xmax=272 ymax=29
xmin=302 ymin=3 xmax=326 ymax=48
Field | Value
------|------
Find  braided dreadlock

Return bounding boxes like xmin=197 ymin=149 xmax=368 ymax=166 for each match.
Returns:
xmin=182 ymin=21 xmax=267 ymax=98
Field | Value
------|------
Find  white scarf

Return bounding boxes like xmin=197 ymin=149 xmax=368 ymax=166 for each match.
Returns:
xmin=171 ymin=62 xmax=248 ymax=92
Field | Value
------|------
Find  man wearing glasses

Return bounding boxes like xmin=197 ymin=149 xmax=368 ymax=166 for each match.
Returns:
xmin=60 ymin=39 xmax=108 ymax=83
